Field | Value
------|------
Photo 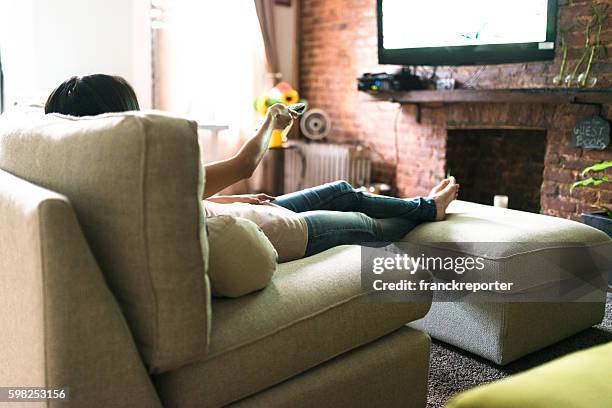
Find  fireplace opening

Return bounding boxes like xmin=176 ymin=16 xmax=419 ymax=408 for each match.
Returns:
xmin=446 ymin=129 xmax=547 ymax=213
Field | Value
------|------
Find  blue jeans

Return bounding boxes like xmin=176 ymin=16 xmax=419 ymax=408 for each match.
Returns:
xmin=272 ymin=181 xmax=437 ymax=257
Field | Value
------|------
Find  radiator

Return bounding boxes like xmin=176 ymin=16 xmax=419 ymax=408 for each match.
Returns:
xmin=284 ymin=142 xmax=372 ymax=193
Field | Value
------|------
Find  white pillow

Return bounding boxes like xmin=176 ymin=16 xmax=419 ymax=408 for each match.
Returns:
xmin=207 ymin=215 xmax=278 ymax=297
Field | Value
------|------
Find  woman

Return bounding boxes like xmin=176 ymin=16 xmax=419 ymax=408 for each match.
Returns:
xmin=45 ymin=74 xmax=459 ymax=262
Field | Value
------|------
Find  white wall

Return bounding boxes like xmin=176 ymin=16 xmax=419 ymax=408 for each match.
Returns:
xmin=0 ymin=0 xmax=151 ymax=109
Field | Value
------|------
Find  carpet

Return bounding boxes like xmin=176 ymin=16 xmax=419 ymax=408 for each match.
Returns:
xmin=427 ymin=294 xmax=612 ymax=408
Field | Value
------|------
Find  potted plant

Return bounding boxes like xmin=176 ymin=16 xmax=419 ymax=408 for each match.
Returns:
xmin=556 ymin=1 xmax=609 ymax=88
xmin=571 ymin=161 xmax=611 ymax=236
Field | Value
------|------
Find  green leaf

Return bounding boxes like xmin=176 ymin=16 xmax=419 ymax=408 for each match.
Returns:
xmin=570 ymin=176 xmax=610 ymax=192
xmin=581 ymin=161 xmax=612 ymax=176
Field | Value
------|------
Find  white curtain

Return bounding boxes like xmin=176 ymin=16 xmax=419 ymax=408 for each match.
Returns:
xmin=154 ymin=0 xmax=269 ymax=167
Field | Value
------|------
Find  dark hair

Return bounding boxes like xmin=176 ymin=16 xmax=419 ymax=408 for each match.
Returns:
xmin=44 ymin=74 xmax=140 ymax=116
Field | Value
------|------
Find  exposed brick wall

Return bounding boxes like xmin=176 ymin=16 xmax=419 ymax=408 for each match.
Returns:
xmin=300 ymin=0 xmax=612 ymax=220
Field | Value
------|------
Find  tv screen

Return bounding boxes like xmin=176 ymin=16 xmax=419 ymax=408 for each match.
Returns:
xmin=377 ymin=0 xmax=557 ymax=66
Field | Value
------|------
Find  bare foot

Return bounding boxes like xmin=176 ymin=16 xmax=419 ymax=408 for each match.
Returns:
xmin=428 ymin=177 xmax=459 ymax=221
xmin=429 ymin=179 xmax=450 ymax=196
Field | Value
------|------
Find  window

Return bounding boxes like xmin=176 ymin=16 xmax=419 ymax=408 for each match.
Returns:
xmin=152 ymin=0 xmax=268 ymax=142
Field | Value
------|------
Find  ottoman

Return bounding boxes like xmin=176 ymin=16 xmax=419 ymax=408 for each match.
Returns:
xmin=404 ymin=201 xmax=611 ymax=365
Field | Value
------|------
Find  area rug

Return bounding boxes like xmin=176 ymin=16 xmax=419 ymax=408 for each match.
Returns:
xmin=427 ymin=294 xmax=612 ymax=408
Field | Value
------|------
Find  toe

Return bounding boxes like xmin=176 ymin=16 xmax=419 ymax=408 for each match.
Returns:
xmin=442 ymin=181 xmax=457 ymax=194
xmin=435 ymin=179 xmax=450 ymax=192
xmin=429 ymin=179 xmax=450 ymax=196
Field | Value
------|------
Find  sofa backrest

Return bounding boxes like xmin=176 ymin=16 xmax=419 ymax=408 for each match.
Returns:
xmin=0 ymin=111 xmax=211 ymax=373
xmin=0 ymin=169 xmax=162 ymax=407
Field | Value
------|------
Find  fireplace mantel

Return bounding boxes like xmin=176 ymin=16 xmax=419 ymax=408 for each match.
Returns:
xmin=364 ymin=88 xmax=612 ymax=105
xmin=362 ymin=88 xmax=612 ymax=123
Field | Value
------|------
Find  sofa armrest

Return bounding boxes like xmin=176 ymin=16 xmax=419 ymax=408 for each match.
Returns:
xmin=0 ymin=170 xmax=161 ymax=407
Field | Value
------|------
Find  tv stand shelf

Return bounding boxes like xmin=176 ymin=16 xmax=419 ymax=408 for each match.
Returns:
xmin=362 ymin=88 xmax=612 ymax=122
xmin=364 ymin=88 xmax=612 ymax=105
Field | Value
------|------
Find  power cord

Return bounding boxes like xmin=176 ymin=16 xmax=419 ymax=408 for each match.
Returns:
xmin=394 ymin=104 xmax=401 ymax=170
xmin=390 ymin=104 xmax=402 ymax=194
xmin=460 ymin=65 xmax=487 ymax=89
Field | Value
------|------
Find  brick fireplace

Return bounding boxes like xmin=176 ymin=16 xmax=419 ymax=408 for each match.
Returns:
xmin=389 ymin=102 xmax=612 ymax=220
xmin=299 ymin=0 xmax=612 ymax=221
xmin=446 ymin=128 xmax=547 ymax=213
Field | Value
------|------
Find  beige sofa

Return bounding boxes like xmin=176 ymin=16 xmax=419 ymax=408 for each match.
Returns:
xmin=0 ymin=111 xmax=433 ymax=407
xmin=1 ymin=110 xmax=608 ymax=406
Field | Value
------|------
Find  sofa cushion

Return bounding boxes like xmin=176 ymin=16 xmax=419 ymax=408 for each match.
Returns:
xmin=402 ymin=200 xmax=611 ymax=296
xmin=207 ymin=215 xmax=278 ymax=297
xmin=0 ymin=111 xmax=210 ymax=373
xmin=407 ymin=200 xmax=610 ymax=245
xmin=232 ymin=327 xmax=431 ymax=408
xmin=154 ymin=245 xmax=432 ymax=407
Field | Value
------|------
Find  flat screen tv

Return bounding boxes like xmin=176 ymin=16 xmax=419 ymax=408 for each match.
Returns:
xmin=377 ymin=0 xmax=558 ymax=66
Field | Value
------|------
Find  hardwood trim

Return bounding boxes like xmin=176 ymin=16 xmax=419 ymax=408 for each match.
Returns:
xmin=363 ymin=89 xmax=612 ymax=105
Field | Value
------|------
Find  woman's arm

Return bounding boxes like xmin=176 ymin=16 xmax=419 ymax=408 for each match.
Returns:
xmin=202 ymin=104 xmax=293 ymax=198
xmin=206 ymin=193 xmax=276 ymax=204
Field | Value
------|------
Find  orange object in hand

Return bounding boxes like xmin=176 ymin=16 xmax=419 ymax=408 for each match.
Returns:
xmin=269 ymin=129 xmax=284 ymax=148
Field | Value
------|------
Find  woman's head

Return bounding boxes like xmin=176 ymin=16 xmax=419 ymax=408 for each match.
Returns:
xmin=45 ymin=74 xmax=140 ymax=116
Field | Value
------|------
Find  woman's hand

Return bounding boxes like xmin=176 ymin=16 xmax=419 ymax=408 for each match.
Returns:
xmin=267 ymin=103 xmax=296 ymax=130
xmin=206 ymin=193 xmax=276 ymax=205
xmin=202 ymin=104 xmax=296 ymax=199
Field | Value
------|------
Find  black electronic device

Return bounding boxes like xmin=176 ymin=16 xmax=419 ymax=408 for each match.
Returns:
xmin=358 ymin=67 xmax=426 ymax=91
xmin=287 ymin=102 xmax=307 ymax=116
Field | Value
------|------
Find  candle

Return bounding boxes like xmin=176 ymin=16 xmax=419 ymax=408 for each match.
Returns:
xmin=494 ymin=195 xmax=508 ymax=208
